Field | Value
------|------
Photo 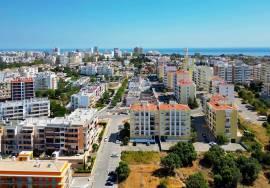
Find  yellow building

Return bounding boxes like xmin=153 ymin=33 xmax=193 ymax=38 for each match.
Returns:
xmin=158 ymin=64 xmax=164 ymax=79
xmin=175 ymin=79 xmax=196 ymax=105
xmin=130 ymin=102 xmax=191 ymax=142
xmin=206 ymin=95 xmax=238 ymax=142
xmin=0 ymin=160 xmax=72 ymax=188
xmin=166 ymin=71 xmax=175 ymax=90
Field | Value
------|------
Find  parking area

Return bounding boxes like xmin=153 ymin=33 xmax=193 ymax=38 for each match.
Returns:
xmin=234 ymin=96 xmax=263 ymax=125
xmin=193 ymin=142 xmax=245 ymax=152
xmin=121 ymin=143 xmax=160 ymax=152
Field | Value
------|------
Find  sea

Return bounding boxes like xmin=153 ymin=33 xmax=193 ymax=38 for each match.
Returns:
xmin=0 ymin=48 xmax=270 ymax=57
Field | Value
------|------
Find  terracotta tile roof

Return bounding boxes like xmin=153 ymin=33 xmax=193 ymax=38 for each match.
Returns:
xmin=178 ymin=79 xmax=193 ymax=86
xmin=159 ymin=103 xmax=190 ymax=111
xmin=11 ymin=77 xmax=33 ymax=83
xmin=176 ymin=69 xmax=189 ymax=74
xmin=208 ymin=94 xmax=236 ymax=110
xmin=208 ymin=101 xmax=236 ymax=110
xmin=130 ymin=103 xmax=158 ymax=111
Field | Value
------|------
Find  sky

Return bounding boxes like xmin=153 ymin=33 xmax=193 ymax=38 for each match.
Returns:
xmin=0 ymin=0 xmax=270 ymax=49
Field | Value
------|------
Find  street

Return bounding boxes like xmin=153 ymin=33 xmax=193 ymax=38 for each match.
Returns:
xmin=91 ymin=113 xmax=128 ymax=188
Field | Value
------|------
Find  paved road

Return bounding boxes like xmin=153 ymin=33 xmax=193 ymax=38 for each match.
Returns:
xmin=91 ymin=114 xmax=128 ymax=188
xmin=234 ymin=96 xmax=263 ymax=125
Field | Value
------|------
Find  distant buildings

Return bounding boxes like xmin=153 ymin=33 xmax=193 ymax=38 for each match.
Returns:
xmin=261 ymin=60 xmax=270 ymax=97
xmin=193 ymin=66 xmax=213 ymax=91
xmin=133 ymin=47 xmax=143 ymax=55
xmin=80 ymin=63 xmax=114 ymax=76
xmin=34 ymin=71 xmax=58 ymax=90
xmin=175 ymin=79 xmax=196 ymax=105
xmin=0 ymin=98 xmax=50 ymax=120
xmin=130 ymin=102 xmax=191 ymax=142
xmin=213 ymin=61 xmax=252 ymax=84
xmin=71 ymin=84 xmax=106 ymax=109
xmin=11 ymin=78 xmax=35 ymax=101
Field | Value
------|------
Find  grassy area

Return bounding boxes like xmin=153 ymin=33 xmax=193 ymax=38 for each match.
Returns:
xmin=239 ymin=116 xmax=269 ymax=147
xmin=98 ymin=122 xmax=107 ymax=143
xmin=111 ymin=78 xmax=128 ymax=107
xmin=121 ymin=151 xmax=160 ymax=165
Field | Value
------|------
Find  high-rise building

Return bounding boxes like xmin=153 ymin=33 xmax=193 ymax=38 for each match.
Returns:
xmin=133 ymin=47 xmax=143 ymax=55
xmin=11 ymin=78 xmax=35 ymax=101
xmin=261 ymin=60 xmax=270 ymax=97
xmin=193 ymin=66 xmax=213 ymax=91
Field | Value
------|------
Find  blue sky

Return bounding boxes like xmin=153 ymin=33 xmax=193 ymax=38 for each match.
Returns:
xmin=0 ymin=0 xmax=270 ymax=49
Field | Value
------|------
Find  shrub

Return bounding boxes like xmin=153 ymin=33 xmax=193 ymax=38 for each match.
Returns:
xmin=169 ymin=142 xmax=197 ymax=166
xmin=160 ymin=153 xmax=182 ymax=174
xmin=116 ymin=161 xmax=130 ymax=182
xmin=186 ymin=172 xmax=209 ymax=188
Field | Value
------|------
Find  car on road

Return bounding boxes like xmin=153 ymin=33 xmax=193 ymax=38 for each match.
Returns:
xmin=105 ymin=180 xmax=114 ymax=186
xmin=104 ymin=137 xmax=108 ymax=142
xmin=111 ymin=153 xmax=119 ymax=158
xmin=115 ymin=140 xmax=121 ymax=144
xmin=258 ymin=116 xmax=267 ymax=121
xmin=209 ymin=142 xmax=217 ymax=147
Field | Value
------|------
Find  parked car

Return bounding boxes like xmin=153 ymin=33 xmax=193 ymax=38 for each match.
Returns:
xmin=105 ymin=180 xmax=113 ymax=186
xmin=111 ymin=153 xmax=119 ymax=158
xmin=209 ymin=142 xmax=217 ymax=147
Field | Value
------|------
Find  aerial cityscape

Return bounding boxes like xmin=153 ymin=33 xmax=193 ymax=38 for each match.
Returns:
xmin=1 ymin=0 xmax=270 ymax=188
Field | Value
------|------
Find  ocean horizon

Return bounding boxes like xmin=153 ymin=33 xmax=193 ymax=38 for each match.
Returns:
xmin=0 ymin=47 xmax=270 ymax=57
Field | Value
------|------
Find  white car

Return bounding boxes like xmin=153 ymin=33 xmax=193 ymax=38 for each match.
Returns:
xmin=111 ymin=153 xmax=119 ymax=158
xmin=104 ymin=137 xmax=108 ymax=142
xmin=209 ymin=142 xmax=217 ymax=147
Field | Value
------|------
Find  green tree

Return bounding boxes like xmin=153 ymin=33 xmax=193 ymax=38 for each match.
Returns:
xmin=214 ymin=165 xmax=241 ymax=188
xmin=169 ymin=142 xmax=197 ymax=166
xmin=186 ymin=173 xmax=209 ymax=188
xmin=216 ymin=135 xmax=229 ymax=145
xmin=92 ymin=143 xmax=99 ymax=152
xmin=203 ymin=145 xmax=225 ymax=167
xmin=236 ymin=156 xmax=261 ymax=185
xmin=160 ymin=153 xmax=182 ymax=174
xmin=116 ymin=161 xmax=130 ymax=182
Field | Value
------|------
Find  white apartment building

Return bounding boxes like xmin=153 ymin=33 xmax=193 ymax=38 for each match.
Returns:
xmin=209 ymin=76 xmax=234 ymax=103
xmin=80 ymin=63 xmax=114 ymax=76
xmin=80 ymin=64 xmax=97 ymax=75
xmin=214 ymin=61 xmax=233 ymax=83
xmin=71 ymin=84 xmax=106 ymax=109
xmin=34 ymin=71 xmax=58 ymax=90
xmin=233 ymin=61 xmax=252 ymax=84
xmin=261 ymin=60 xmax=270 ymax=97
xmin=97 ymin=64 xmax=114 ymax=76
xmin=193 ymin=66 xmax=213 ymax=91
xmin=214 ymin=61 xmax=252 ymax=84
xmin=0 ymin=98 xmax=50 ymax=120
xmin=59 ymin=55 xmax=69 ymax=66
xmin=252 ymin=64 xmax=261 ymax=81
xmin=163 ymin=64 xmax=177 ymax=87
